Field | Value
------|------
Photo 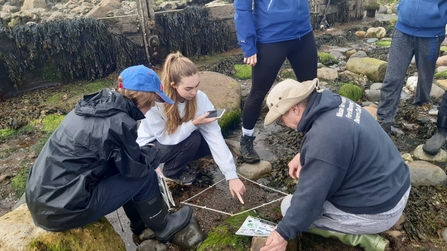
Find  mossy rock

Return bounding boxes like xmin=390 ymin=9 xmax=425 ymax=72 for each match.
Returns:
xmin=338 ymin=83 xmax=363 ymax=101
xmin=364 ymin=3 xmax=380 ymax=11
xmin=441 ymin=46 xmax=447 ymax=56
xmin=233 ymin=64 xmax=252 ymax=80
xmin=435 ymin=70 xmax=447 ymax=79
xmin=375 ymin=40 xmax=391 ymax=47
xmin=279 ymin=69 xmax=297 ymax=80
xmin=318 ymin=52 xmax=339 ymax=66
xmin=0 ymin=204 xmax=126 ymax=251
xmin=218 ymin=108 xmax=241 ymax=138
xmin=198 ymin=71 xmax=242 ymax=138
xmin=198 ymin=212 xmax=257 ymax=251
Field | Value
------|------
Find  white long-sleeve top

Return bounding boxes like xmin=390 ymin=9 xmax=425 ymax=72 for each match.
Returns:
xmin=137 ymin=90 xmax=238 ymax=181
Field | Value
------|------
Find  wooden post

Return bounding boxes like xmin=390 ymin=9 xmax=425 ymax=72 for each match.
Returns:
xmin=136 ymin=0 xmax=156 ymax=65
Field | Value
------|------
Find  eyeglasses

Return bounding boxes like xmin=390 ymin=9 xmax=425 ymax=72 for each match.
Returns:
xmin=275 ymin=109 xmax=291 ymax=126
xmin=275 ymin=114 xmax=285 ymax=126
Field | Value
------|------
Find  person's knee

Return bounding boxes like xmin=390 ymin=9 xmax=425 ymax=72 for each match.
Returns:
xmin=188 ymin=130 xmax=202 ymax=148
xmin=280 ymin=195 xmax=293 ymax=216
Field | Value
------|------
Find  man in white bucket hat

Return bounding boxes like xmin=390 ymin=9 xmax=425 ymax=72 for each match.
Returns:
xmin=261 ymin=78 xmax=411 ymax=251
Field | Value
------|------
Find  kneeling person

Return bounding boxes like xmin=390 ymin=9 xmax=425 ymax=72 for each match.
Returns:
xmin=261 ymin=79 xmax=411 ymax=251
xmin=26 ymin=65 xmax=195 ymax=247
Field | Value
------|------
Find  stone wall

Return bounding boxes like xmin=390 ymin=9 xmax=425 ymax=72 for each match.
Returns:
xmin=0 ymin=0 xmax=366 ymax=98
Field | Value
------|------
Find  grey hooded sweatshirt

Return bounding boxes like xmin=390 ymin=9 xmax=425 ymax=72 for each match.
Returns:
xmin=275 ymin=90 xmax=411 ymax=240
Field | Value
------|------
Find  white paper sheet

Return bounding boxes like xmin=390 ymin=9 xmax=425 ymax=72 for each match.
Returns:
xmin=235 ymin=216 xmax=277 ymax=237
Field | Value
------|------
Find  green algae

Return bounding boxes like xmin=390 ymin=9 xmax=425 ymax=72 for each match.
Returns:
xmin=198 ymin=212 xmax=257 ymax=251
xmin=338 ymin=83 xmax=363 ymax=101
xmin=233 ymin=64 xmax=252 ymax=80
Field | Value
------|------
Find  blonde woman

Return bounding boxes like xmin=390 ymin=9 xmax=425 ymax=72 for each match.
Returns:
xmin=137 ymin=52 xmax=246 ymax=204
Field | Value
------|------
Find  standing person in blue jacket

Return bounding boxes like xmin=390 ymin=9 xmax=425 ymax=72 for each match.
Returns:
xmin=260 ymin=78 xmax=411 ymax=251
xmin=377 ymin=0 xmax=447 ymax=133
xmin=25 ymin=65 xmax=197 ymax=248
xmin=234 ymin=0 xmax=318 ymax=163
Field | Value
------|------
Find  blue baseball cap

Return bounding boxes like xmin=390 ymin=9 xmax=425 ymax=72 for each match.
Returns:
xmin=119 ymin=65 xmax=174 ymax=104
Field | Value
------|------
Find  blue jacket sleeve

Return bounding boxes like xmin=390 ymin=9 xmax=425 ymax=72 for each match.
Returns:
xmin=275 ymin=157 xmax=345 ymax=240
xmin=234 ymin=0 xmax=258 ymax=57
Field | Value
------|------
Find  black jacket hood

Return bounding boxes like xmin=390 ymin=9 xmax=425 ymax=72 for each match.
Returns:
xmin=75 ymin=88 xmax=145 ymax=121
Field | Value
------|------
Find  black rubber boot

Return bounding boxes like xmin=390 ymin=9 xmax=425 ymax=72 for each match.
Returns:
xmin=423 ymin=115 xmax=447 ymax=155
xmin=378 ymin=120 xmax=391 ymax=134
xmin=240 ymin=135 xmax=260 ymax=163
xmin=423 ymin=127 xmax=447 ymax=155
xmin=134 ymin=194 xmax=193 ymax=243
xmin=122 ymin=200 xmax=146 ymax=237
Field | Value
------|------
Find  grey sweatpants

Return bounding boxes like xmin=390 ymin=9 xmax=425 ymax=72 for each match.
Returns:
xmin=377 ymin=29 xmax=445 ymax=123
xmin=280 ymin=186 xmax=410 ymax=235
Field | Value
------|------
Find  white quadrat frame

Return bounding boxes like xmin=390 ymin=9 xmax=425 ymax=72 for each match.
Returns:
xmin=180 ymin=174 xmax=290 ymax=216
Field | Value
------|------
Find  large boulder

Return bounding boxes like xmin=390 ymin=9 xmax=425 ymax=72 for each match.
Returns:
xmin=198 ymin=71 xmax=241 ymax=113
xmin=345 ymin=57 xmax=387 ymax=82
xmin=0 ymin=204 xmax=126 ymax=251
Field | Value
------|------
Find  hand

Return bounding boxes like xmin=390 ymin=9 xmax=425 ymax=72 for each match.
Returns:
xmin=260 ymin=230 xmax=288 ymax=251
xmin=228 ymin=178 xmax=246 ymax=204
xmin=192 ymin=112 xmax=217 ymax=126
xmin=244 ymin=54 xmax=257 ymax=67
xmin=288 ymin=153 xmax=302 ymax=179
xmin=140 ymin=145 xmax=161 ymax=168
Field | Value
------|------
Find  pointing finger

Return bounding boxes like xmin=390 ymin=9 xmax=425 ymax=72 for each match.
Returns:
xmin=236 ymin=192 xmax=244 ymax=204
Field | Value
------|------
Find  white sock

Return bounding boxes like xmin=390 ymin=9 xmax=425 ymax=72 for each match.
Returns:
xmin=242 ymin=127 xmax=254 ymax=137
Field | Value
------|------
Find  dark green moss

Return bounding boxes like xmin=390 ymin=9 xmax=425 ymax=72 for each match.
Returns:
xmin=318 ymin=52 xmax=339 ymax=66
xmin=198 ymin=212 xmax=257 ymax=251
xmin=11 ymin=165 xmax=29 ymax=195
xmin=434 ymin=70 xmax=447 ymax=79
xmin=218 ymin=109 xmax=241 ymax=138
xmin=42 ymin=114 xmax=65 ymax=133
xmin=338 ymin=83 xmax=363 ymax=101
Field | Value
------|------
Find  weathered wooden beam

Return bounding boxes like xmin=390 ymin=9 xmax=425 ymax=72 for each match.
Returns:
xmin=99 ymin=15 xmax=144 ymax=47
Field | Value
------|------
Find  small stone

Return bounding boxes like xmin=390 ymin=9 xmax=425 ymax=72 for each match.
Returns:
xmin=385 ymin=230 xmax=403 ymax=238
xmin=137 ymin=239 xmax=167 ymax=251
xmin=401 ymin=153 xmax=413 ymax=162
xmin=251 ymin=237 xmax=267 ymax=251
